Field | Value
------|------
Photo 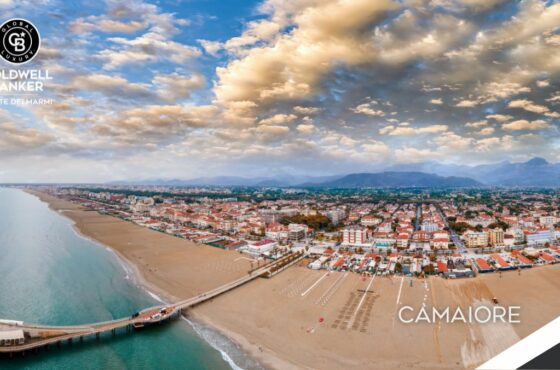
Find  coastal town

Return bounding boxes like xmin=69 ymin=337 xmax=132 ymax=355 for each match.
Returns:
xmin=35 ymin=186 xmax=560 ymax=280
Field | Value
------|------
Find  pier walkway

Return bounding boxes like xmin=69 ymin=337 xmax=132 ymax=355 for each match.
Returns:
xmin=0 ymin=251 xmax=305 ymax=354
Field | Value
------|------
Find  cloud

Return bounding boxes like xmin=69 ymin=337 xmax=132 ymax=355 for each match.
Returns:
xmin=455 ymin=100 xmax=478 ymax=108
xmin=502 ymin=119 xmax=551 ymax=131
xmin=351 ymin=102 xmax=385 ymax=117
xmin=293 ymin=106 xmax=321 ymax=115
xmin=259 ymin=113 xmax=297 ymax=125
xmin=478 ymin=127 xmax=495 ymax=135
xmin=70 ymin=18 xmax=145 ymax=33
xmin=99 ymin=32 xmax=201 ymax=69
xmin=395 ymin=147 xmax=439 ymax=163
xmin=152 ymin=73 xmax=205 ymax=102
xmin=296 ymin=123 xmax=316 ymax=134
xmin=486 ymin=114 xmax=513 ymax=122
xmin=465 ymin=120 xmax=487 ymax=128
xmin=508 ymin=99 xmax=559 ymax=117
xmin=4 ymin=0 xmax=560 ymax=181
xmin=361 ymin=141 xmax=390 ymax=158
xmin=70 ymin=0 xmax=188 ymax=35
xmin=255 ymin=125 xmax=290 ymax=137
xmin=380 ymin=124 xmax=448 ymax=135
xmin=72 ymin=74 xmax=152 ymax=98
xmin=432 ymin=132 xmax=473 ymax=151
xmin=90 ymin=105 xmax=218 ymax=144
xmin=213 ymin=0 xmax=398 ymax=105
xmin=198 ymin=39 xmax=223 ymax=56
xmin=0 ymin=122 xmax=53 ymax=154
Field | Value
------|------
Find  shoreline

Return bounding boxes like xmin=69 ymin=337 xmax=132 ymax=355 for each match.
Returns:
xmin=20 ymin=189 xmax=560 ymax=370
xmin=24 ymin=189 xmax=273 ymax=370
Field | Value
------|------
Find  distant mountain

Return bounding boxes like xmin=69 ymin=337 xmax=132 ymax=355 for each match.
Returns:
xmin=107 ymin=157 xmax=559 ymax=188
xmin=308 ymin=171 xmax=481 ymax=188
xmin=389 ymin=157 xmax=560 ymax=187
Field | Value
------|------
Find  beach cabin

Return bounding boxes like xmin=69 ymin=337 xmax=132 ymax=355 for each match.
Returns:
xmin=514 ymin=253 xmax=533 ymax=268
xmin=450 ymin=268 xmax=474 ymax=278
xmin=377 ymin=262 xmax=388 ymax=274
xmin=367 ymin=259 xmax=376 ymax=272
xmin=308 ymin=259 xmax=323 ymax=270
xmin=475 ymin=258 xmax=493 ymax=273
xmin=540 ymin=252 xmax=556 ymax=264
xmin=437 ymin=261 xmax=448 ymax=275
xmin=331 ymin=257 xmax=346 ymax=270
xmin=491 ymin=254 xmax=512 ymax=270
xmin=358 ymin=257 xmax=370 ymax=272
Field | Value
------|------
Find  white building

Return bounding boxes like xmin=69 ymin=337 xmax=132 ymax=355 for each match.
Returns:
xmin=421 ymin=221 xmax=439 ymax=233
xmin=288 ymin=223 xmax=308 ymax=241
xmin=326 ymin=209 xmax=346 ymax=225
xmin=245 ymin=239 xmax=277 ymax=257
xmin=540 ymin=216 xmax=557 ymax=227
xmin=361 ymin=215 xmax=382 ymax=227
xmin=525 ymin=229 xmax=554 ymax=246
xmin=0 ymin=329 xmax=25 ymax=346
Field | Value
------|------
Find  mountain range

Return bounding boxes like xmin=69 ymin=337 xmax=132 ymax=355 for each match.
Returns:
xmin=108 ymin=157 xmax=560 ymax=188
xmin=303 ymin=172 xmax=480 ymax=188
xmin=389 ymin=157 xmax=560 ymax=186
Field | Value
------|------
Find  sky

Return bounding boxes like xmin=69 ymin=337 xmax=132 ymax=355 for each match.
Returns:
xmin=0 ymin=0 xmax=559 ymax=182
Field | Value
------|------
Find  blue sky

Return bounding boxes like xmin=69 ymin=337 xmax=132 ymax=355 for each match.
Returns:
xmin=0 ymin=0 xmax=559 ymax=182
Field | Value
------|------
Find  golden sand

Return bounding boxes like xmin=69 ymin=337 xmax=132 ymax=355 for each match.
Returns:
xmin=27 ymin=190 xmax=560 ymax=370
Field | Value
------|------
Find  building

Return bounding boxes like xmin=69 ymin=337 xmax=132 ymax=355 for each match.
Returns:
xmin=421 ymin=221 xmax=439 ymax=233
xmin=488 ymin=228 xmax=505 ymax=247
xmin=540 ymin=216 xmax=556 ymax=227
xmin=396 ymin=234 xmax=409 ymax=249
xmin=342 ymin=226 xmax=367 ymax=246
xmin=0 ymin=329 xmax=25 ymax=346
xmin=288 ymin=223 xmax=308 ymax=241
xmin=265 ymin=223 xmax=288 ymax=241
xmin=525 ymin=229 xmax=554 ymax=246
xmin=504 ymin=234 xmax=515 ymax=247
xmin=377 ymin=222 xmax=392 ymax=233
xmin=464 ymin=231 xmax=489 ymax=248
xmin=260 ymin=209 xmax=279 ymax=224
xmin=245 ymin=239 xmax=277 ymax=257
xmin=409 ymin=231 xmax=430 ymax=251
xmin=361 ymin=215 xmax=382 ymax=227
xmin=326 ymin=209 xmax=346 ymax=225
xmin=431 ymin=238 xmax=449 ymax=249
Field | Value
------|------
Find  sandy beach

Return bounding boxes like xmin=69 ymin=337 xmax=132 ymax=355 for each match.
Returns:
xmin=27 ymin=190 xmax=560 ymax=370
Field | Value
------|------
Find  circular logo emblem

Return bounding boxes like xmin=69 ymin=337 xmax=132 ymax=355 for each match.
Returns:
xmin=0 ymin=19 xmax=40 ymax=64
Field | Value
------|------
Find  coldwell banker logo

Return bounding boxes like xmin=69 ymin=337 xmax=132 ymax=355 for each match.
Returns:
xmin=0 ymin=19 xmax=40 ymax=64
xmin=0 ymin=18 xmax=52 ymax=105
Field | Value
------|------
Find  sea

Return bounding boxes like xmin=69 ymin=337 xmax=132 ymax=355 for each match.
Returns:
xmin=0 ymin=188 xmax=262 ymax=370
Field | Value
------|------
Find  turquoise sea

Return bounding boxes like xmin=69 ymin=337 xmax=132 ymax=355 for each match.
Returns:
xmin=0 ymin=188 xmax=260 ymax=370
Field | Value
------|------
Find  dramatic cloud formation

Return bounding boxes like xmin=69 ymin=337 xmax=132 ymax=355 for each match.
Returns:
xmin=1 ymin=0 xmax=559 ymax=182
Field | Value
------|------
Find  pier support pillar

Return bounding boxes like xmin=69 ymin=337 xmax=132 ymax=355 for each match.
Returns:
xmin=96 ymin=333 xmax=100 ymax=340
